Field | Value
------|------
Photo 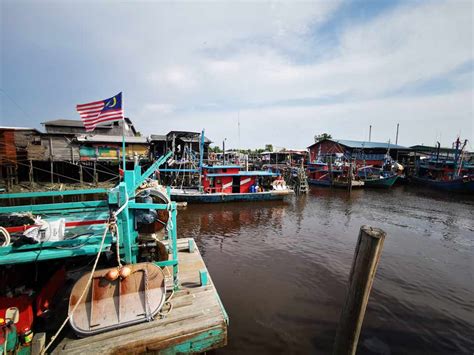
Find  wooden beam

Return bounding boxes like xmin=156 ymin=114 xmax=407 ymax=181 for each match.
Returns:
xmin=333 ymin=225 xmax=386 ymax=355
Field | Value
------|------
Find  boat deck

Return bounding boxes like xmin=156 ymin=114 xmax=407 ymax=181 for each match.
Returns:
xmin=53 ymin=238 xmax=228 ymax=354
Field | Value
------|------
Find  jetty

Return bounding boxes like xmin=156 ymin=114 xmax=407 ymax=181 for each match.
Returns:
xmin=54 ymin=238 xmax=228 ymax=354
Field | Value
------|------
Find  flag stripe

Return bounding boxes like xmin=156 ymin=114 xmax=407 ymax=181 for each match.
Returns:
xmin=76 ymin=100 xmax=104 ymax=109
xmin=83 ymin=113 xmax=124 ymax=127
xmin=83 ymin=116 xmax=123 ymax=127
xmin=82 ymin=110 xmax=123 ymax=124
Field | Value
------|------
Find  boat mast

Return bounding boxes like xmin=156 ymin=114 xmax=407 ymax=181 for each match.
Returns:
xmin=199 ymin=129 xmax=205 ymax=192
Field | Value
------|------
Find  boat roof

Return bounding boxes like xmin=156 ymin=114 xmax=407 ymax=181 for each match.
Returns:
xmin=206 ymin=171 xmax=278 ymax=177
xmin=203 ymin=165 xmax=241 ymax=169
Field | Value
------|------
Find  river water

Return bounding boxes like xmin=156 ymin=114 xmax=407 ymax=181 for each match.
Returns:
xmin=177 ymin=185 xmax=473 ymax=354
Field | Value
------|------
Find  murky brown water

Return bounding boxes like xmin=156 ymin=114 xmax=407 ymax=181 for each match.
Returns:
xmin=177 ymin=186 xmax=474 ymax=354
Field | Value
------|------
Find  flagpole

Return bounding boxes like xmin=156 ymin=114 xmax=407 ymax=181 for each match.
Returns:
xmin=122 ymin=92 xmax=126 ymax=172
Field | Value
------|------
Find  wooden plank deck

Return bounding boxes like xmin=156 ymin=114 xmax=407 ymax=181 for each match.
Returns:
xmin=53 ymin=238 xmax=228 ymax=354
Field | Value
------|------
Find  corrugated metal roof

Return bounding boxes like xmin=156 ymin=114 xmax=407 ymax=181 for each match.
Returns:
xmin=0 ymin=126 xmax=39 ymax=131
xmin=76 ymin=135 xmax=147 ymax=143
xmin=309 ymin=139 xmax=408 ymax=150
xmin=42 ymin=119 xmax=113 ymax=128
xmin=150 ymin=134 xmax=167 ymax=141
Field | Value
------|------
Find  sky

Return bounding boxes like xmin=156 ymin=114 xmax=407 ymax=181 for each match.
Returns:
xmin=1 ymin=0 xmax=473 ymax=150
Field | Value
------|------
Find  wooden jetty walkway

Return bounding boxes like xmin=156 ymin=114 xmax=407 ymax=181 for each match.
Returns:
xmin=53 ymin=238 xmax=228 ymax=354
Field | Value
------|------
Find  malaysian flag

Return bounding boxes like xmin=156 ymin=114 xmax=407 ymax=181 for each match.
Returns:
xmin=76 ymin=92 xmax=124 ymax=132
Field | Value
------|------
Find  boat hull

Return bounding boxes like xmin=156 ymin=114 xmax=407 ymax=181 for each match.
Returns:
xmin=332 ymin=180 xmax=365 ymax=188
xmin=308 ymin=178 xmax=331 ymax=187
xmin=411 ymin=176 xmax=474 ymax=193
xmin=363 ymin=174 xmax=399 ymax=188
xmin=171 ymin=189 xmax=294 ymax=203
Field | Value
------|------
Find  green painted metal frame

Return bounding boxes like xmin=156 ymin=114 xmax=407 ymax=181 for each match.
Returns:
xmin=0 ymin=152 xmax=180 ymax=289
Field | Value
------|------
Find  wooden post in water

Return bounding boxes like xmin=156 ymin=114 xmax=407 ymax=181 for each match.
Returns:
xmin=329 ymin=156 xmax=333 ymax=187
xmin=348 ymin=161 xmax=353 ymax=193
xmin=333 ymin=225 xmax=386 ymax=355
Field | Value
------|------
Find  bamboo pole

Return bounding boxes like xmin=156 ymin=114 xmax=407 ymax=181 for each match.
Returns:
xmin=333 ymin=226 xmax=386 ymax=355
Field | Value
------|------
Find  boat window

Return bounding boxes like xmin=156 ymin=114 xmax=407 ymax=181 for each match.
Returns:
xmin=222 ymin=168 xmax=227 ymax=172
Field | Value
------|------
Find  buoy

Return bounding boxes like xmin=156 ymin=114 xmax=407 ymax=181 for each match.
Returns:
xmin=119 ymin=266 xmax=132 ymax=279
xmin=105 ymin=268 xmax=119 ymax=281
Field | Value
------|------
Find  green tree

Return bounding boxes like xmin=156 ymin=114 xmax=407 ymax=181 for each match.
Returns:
xmin=264 ymin=144 xmax=273 ymax=152
xmin=314 ymin=133 xmax=332 ymax=143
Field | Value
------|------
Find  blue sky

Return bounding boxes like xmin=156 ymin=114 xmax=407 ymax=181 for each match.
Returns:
xmin=1 ymin=0 xmax=472 ymax=149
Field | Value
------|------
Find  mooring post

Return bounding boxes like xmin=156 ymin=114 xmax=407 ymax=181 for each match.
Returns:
xmin=329 ymin=155 xmax=333 ymax=187
xmin=348 ymin=161 xmax=353 ymax=193
xmin=333 ymin=225 xmax=386 ymax=355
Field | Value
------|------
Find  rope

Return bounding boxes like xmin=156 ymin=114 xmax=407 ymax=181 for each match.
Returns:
xmin=41 ymin=221 xmax=111 ymax=354
xmin=158 ymin=266 xmax=175 ymax=319
xmin=0 ymin=227 xmax=10 ymax=247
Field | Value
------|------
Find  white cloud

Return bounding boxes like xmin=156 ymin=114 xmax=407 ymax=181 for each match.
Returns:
xmin=2 ymin=0 xmax=473 ymax=148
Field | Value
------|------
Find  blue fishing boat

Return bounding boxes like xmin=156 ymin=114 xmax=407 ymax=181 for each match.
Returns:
xmin=0 ymin=152 xmax=229 ymax=353
xmin=358 ymin=166 xmax=399 ymax=188
xmin=412 ymin=138 xmax=474 ymax=193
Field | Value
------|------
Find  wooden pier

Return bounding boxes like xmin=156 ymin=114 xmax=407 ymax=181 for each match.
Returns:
xmin=53 ymin=238 xmax=228 ymax=354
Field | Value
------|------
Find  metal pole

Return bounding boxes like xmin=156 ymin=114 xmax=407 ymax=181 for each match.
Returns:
xmin=395 ymin=123 xmax=399 ymax=145
xmin=122 ymin=93 xmax=126 ymax=171
xmin=223 ymin=139 xmax=226 ymax=164
xmin=199 ymin=129 xmax=205 ymax=192
xmin=368 ymin=125 xmax=372 ymax=142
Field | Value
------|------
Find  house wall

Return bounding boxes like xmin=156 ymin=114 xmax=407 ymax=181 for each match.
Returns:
xmin=309 ymin=141 xmax=346 ymax=162
xmin=79 ymin=144 xmax=148 ymax=161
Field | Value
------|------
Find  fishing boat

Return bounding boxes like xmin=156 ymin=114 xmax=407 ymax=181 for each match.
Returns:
xmin=160 ymin=130 xmax=293 ymax=203
xmin=307 ymin=162 xmax=332 ymax=186
xmin=358 ymin=166 xmax=399 ymax=188
xmin=411 ymin=138 xmax=474 ymax=193
xmin=170 ymin=165 xmax=294 ymax=203
xmin=0 ymin=153 xmax=229 ymax=354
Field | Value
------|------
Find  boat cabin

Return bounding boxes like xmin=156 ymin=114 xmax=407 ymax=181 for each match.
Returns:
xmin=201 ymin=165 xmax=278 ymax=193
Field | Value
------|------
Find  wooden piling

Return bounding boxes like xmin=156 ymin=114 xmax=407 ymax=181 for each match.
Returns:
xmin=50 ymin=160 xmax=54 ymax=184
xmin=29 ymin=159 xmax=34 ymax=187
xmin=93 ymin=161 xmax=98 ymax=186
xmin=79 ymin=164 xmax=83 ymax=185
xmin=348 ymin=161 xmax=353 ymax=193
xmin=329 ymin=156 xmax=333 ymax=187
xmin=333 ymin=225 xmax=386 ymax=355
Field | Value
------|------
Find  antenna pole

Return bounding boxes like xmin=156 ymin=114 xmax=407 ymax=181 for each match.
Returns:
xmin=369 ymin=125 xmax=372 ymax=142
